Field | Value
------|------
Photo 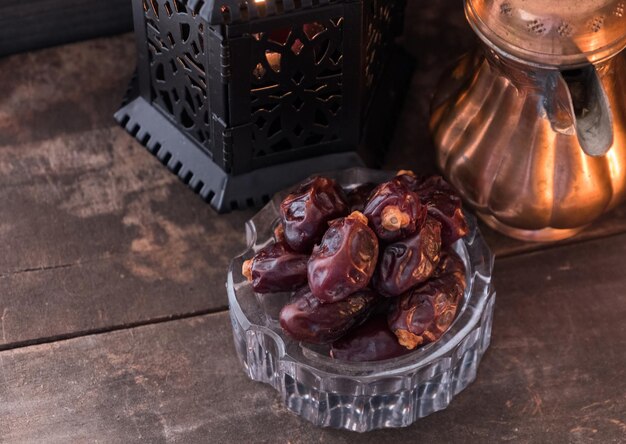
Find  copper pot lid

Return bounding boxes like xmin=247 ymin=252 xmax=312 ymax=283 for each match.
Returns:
xmin=465 ymin=0 xmax=626 ymax=67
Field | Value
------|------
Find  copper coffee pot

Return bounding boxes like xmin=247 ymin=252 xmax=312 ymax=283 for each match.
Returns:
xmin=430 ymin=0 xmax=626 ymax=241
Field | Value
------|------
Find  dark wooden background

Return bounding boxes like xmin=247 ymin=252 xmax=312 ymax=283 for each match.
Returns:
xmin=0 ymin=1 xmax=625 ymax=442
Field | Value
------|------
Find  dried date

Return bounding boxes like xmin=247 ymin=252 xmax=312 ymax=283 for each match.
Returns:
xmin=242 ymin=242 xmax=308 ymax=293
xmin=330 ymin=316 xmax=411 ymax=361
xmin=363 ymin=179 xmax=426 ymax=242
xmin=308 ymin=211 xmax=379 ymax=303
xmin=416 ymin=176 xmax=468 ymax=247
xmin=279 ymin=286 xmax=378 ymax=344
xmin=388 ymin=249 xmax=466 ymax=350
xmin=373 ymin=217 xmax=442 ymax=297
xmin=393 ymin=172 xmax=468 ymax=246
xmin=280 ymin=176 xmax=349 ymax=253
xmin=393 ymin=170 xmax=421 ymax=191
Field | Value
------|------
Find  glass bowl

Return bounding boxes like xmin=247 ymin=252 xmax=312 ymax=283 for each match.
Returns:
xmin=226 ymin=168 xmax=496 ymax=432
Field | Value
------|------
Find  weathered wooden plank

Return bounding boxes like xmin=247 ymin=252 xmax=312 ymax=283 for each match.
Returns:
xmin=1 ymin=234 xmax=625 ymax=442
xmin=0 ymin=33 xmax=255 ymax=347
xmin=0 ymin=35 xmax=252 ymax=347
xmin=0 ymin=34 xmax=135 ymax=147
xmin=0 ymin=126 xmax=251 ymax=274
xmin=0 ymin=0 xmax=132 ymax=57
xmin=0 ymin=125 xmax=252 ymax=348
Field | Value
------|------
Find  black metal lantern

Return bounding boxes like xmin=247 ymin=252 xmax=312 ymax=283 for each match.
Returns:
xmin=116 ymin=0 xmax=408 ymax=212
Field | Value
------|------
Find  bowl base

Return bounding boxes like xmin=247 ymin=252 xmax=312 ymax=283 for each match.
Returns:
xmin=478 ymin=213 xmax=586 ymax=242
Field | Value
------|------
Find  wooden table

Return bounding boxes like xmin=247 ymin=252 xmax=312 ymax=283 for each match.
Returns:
xmin=1 ymin=3 xmax=625 ymax=442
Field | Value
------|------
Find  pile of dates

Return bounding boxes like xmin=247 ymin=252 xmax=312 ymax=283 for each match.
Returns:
xmin=242 ymin=171 xmax=469 ymax=362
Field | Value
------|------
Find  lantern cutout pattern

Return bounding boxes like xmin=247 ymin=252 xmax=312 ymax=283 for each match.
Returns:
xmin=115 ymin=0 xmax=407 ymax=212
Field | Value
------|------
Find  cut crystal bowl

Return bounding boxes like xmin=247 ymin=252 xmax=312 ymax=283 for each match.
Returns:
xmin=227 ymin=168 xmax=496 ymax=432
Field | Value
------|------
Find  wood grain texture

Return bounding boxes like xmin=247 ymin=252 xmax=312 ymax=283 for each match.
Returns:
xmin=1 ymin=233 xmax=625 ymax=442
xmin=0 ymin=35 xmax=135 ymax=147
xmin=0 ymin=0 xmax=132 ymax=56
xmin=0 ymin=35 xmax=252 ymax=348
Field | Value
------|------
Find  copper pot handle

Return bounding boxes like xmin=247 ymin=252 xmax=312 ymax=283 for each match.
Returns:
xmin=574 ymin=67 xmax=614 ymax=157
xmin=544 ymin=67 xmax=614 ymax=157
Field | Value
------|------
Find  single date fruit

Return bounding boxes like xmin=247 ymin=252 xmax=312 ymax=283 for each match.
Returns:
xmin=393 ymin=172 xmax=468 ymax=246
xmin=417 ymin=176 xmax=468 ymax=247
xmin=393 ymin=170 xmax=420 ymax=191
xmin=363 ymin=179 xmax=426 ymax=242
xmin=388 ymin=249 xmax=466 ymax=350
xmin=280 ymin=176 xmax=349 ymax=253
xmin=432 ymin=249 xmax=466 ymax=284
xmin=308 ymin=211 xmax=379 ymax=303
xmin=279 ymin=286 xmax=377 ymax=344
xmin=242 ymin=242 xmax=308 ymax=293
xmin=330 ymin=316 xmax=411 ymax=361
xmin=373 ymin=217 xmax=442 ymax=297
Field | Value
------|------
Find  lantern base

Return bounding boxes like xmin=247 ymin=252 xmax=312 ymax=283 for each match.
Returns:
xmin=115 ymin=46 xmax=414 ymax=213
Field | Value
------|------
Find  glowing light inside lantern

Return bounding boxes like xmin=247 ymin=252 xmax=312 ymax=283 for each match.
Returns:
xmin=266 ymin=51 xmax=282 ymax=72
xmin=251 ymin=23 xmax=327 ymax=77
